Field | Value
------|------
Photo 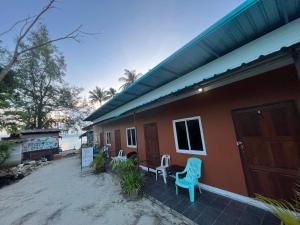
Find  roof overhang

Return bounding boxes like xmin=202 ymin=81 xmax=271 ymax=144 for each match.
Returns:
xmin=85 ymin=0 xmax=300 ymax=122
xmin=90 ymin=43 xmax=300 ymax=127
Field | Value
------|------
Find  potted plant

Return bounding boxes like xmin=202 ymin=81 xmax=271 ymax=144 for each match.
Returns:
xmin=91 ymin=155 xmax=105 ymax=173
xmin=111 ymin=159 xmax=144 ymax=200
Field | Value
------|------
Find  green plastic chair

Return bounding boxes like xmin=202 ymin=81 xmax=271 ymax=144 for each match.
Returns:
xmin=175 ymin=158 xmax=202 ymax=202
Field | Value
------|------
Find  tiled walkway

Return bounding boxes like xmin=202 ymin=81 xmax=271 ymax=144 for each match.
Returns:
xmin=143 ymin=173 xmax=280 ymax=225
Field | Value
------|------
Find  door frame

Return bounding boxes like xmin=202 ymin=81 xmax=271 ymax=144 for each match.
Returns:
xmin=114 ymin=129 xmax=121 ymax=156
xmin=143 ymin=122 xmax=161 ymax=168
xmin=231 ymin=99 xmax=300 ymax=197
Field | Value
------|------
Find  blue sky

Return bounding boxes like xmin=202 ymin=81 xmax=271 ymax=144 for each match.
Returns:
xmin=0 ymin=0 xmax=243 ymax=97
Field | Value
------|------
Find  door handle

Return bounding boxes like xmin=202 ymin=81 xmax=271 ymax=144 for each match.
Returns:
xmin=236 ymin=141 xmax=243 ymax=146
xmin=236 ymin=141 xmax=245 ymax=151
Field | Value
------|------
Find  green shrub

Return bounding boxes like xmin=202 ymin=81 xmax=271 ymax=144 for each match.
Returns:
xmin=111 ymin=159 xmax=136 ymax=176
xmin=91 ymin=155 xmax=105 ymax=173
xmin=120 ymin=169 xmax=143 ymax=198
xmin=0 ymin=141 xmax=12 ymax=165
xmin=111 ymin=159 xmax=144 ymax=198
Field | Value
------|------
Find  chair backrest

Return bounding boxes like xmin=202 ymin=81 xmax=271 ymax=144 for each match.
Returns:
xmin=103 ymin=146 xmax=109 ymax=152
xmin=160 ymin=154 xmax=170 ymax=167
xmin=185 ymin=158 xmax=202 ymax=183
xmin=117 ymin=149 xmax=123 ymax=157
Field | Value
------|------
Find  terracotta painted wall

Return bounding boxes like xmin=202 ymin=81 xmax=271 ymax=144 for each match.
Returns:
xmin=93 ymin=65 xmax=300 ymax=196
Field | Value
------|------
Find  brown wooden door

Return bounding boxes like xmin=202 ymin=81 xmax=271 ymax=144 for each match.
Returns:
xmin=232 ymin=100 xmax=300 ymax=202
xmin=114 ymin=129 xmax=121 ymax=156
xmin=144 ymin=123 xmax=161 ymax=168
xmin=100 ymin=132 xmax=104 ymax=147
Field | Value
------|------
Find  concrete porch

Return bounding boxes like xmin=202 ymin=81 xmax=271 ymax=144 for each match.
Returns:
xmin=143 ymin=173 xmax=280 ymax=225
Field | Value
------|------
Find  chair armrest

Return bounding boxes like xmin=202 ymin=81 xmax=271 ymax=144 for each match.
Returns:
xmin=176 ymin=169 xmax=187 ymax=180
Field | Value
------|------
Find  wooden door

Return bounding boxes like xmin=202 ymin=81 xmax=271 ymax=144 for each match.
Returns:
xmin=114 ymin=129 xmax=121 ymax=156
xmin=144 ymin=123 xmax=161 ymax=168
xmin=232 ymin=100 xmax=300 ymax=202
xmin=100 ymin=132 xmax=104 ymax=147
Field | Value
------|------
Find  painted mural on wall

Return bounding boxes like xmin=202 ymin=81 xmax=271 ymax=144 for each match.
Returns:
xmin=23 ymin=137 xmax=58 ymax=152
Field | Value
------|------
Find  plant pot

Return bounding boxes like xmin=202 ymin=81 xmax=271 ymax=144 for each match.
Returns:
xmin=95 ymin=167 xmax=105 ymax=173
xmin=123 ymin=189 xmax=143 ymax=201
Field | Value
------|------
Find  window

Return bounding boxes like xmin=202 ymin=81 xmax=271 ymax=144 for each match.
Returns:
xmin=105 ymin=131 xmax=111 ymax=145
xmin=126 ymin=127 xmax=137 ymax=148
xmin=172 ymin=116 xmax=206 ymax=155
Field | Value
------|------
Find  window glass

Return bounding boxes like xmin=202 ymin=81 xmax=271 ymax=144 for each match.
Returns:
xmin=187 ymin=119 xmax=203 ymax=150
xmin=106 ymin=132 xmax=111 ymax=145
xmin=173 ymin=117 xmax=206 ymax=155
xmin=127 ymin=129 xmax=132 ymax=146
xmin=175 ymin=121 xmax=189 ymax=150
xmin=126 ymin=128 xmax=136 ymax=147
xmin=131 ymin=129 xmax=136 ymax=146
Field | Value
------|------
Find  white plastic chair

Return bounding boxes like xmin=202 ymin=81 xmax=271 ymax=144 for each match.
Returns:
xmin=155 ymin=155 xmax=170 ymax=184
xmin=112 ymin=150 xmax=126 ymax=162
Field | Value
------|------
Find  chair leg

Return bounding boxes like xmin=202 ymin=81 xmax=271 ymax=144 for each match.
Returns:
xmin=162 ymin=169 xmax=167 ymax=184
xmin=175 ymin=185 xmax=178 ymax=195
xmin=189 ymin=186 xmax=195 ymax=202
xmin=155 ymin=170 xmax=158 ymax=181
xmin=198 ymin=183 xmax=202 ymax=194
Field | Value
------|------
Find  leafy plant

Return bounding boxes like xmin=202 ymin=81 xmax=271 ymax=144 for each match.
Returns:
xmin=120 ymin=169 xmax=143 ymax=198
xmin=91 ymin=155 xmax=105 ymax=173
xmin=256 ymin=185 xmax=300 ymax=225
xmin=111 ymin=159 xmax=143 ymax=198
xmin=111 ymin=158 xmax=136 ymax=176
xmin=0 ymin=141 xmax=12 ymax=165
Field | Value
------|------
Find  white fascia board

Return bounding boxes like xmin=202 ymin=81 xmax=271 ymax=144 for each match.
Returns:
xmin=93 ymin=18 xmax=300 ymax=124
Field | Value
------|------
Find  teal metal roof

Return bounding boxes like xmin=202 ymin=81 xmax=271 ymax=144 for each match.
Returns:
xmin=85 ymin=0 xmax=300 ymax=121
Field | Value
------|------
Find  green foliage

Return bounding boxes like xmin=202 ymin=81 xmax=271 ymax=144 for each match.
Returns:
xmin=256 ymin=185 xmax=300 ymax=225
xmin=89 ymin=86 xmax=108 ymax=106
xmin=0 ymin=25 xmax=83 ymax=133
xmin=120 ymin=168 xmax=143 ymax=198
xmin=111 ymin=159 xmax=143 ymax=198
xmin=0 ymin=141 xmax=12 ymax=165
xmin=111 ymin=158 xmax=136 ymax=176
xmin=0 ymin=69 xmax=23 ymax=134
xmin=91 ymin=155 xmax=105 ymax=173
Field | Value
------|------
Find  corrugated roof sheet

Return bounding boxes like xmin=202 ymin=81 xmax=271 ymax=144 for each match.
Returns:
xmin=85 ymin=0 xmax=300 ymax=121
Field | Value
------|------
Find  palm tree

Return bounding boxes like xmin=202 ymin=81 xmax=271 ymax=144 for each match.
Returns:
xmin=106 ymin=87 xmax=116 ymax=99
xmin=89 ymin=86 xmax=108 ymax=106
xmin=118 ymin=69 xmax=142 ymax=90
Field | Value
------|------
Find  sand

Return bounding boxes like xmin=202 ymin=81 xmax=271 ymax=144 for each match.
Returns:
xmin=0 ymin=156 xmax=191 ymax=225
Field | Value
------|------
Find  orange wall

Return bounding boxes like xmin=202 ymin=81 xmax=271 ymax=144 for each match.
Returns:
xmin=93 ymin=65 xmax=300 ymax=196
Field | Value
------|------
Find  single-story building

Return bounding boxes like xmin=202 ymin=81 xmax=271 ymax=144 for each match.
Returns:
xmin=21 ymin=128 xmax=60 ymax=161
xmin=79 ymin=124 xmax=94 ymax=146
xmin=85 ymin=0 xmax=300 ymax=205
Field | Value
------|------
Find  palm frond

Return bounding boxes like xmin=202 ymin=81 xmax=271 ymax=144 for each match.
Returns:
xmin=118 ymin=69 xmax=142 ymax=90
xmin=256 ymin=194 xmax=300 ymax=225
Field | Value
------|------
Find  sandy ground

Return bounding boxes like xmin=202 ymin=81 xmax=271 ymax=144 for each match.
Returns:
xmin=0 ymin=156 xmax=189 ymax=225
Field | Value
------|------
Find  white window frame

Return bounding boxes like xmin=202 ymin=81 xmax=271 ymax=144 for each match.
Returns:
xmin=105 ymin=131 xmax=111 ymax=146
xmin=126 ymin=127 xmax=137 ymax=148
xmin=172 ymin=116 xmax=206 ymax=155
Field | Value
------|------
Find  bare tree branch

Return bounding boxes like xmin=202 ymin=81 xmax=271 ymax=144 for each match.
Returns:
xmin=0 ymin=0 xmax=56 ymax=81
xmin=18 ymin=25 xmax=83 ymax=55
xmin=0 ymin=0 xmax=100 ymax=82
xmin=0 ymin=15 xmax=35 ymax=37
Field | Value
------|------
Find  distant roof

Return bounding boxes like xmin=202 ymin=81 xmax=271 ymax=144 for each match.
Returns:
xmin=85 ymin=0 xmax=300 ymax=122
xmin=21 ymin=128 xmax=61 ymax=135
xmin=82 ymin=124 xmax=93 ymax=131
